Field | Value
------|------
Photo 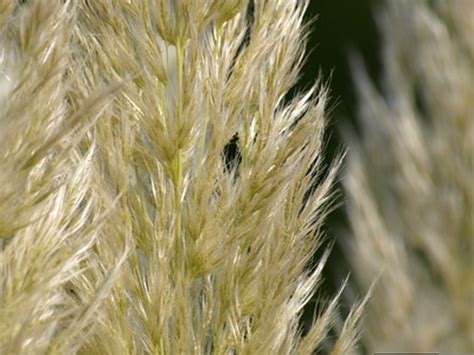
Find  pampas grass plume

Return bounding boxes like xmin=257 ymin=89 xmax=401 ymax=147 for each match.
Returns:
xmin=0 ymin=1 xmax=362 ymax=354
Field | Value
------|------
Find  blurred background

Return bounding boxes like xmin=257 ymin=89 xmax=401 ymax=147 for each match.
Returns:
xmin=298 ymin=0 xmax=380 ymax=334
xmin=303 ymin=0 xmax=380 ymax=121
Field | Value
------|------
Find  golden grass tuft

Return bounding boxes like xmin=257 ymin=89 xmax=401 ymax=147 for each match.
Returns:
xmin=0 ymin=1 xmax=362 ymax=353
xmin=345 ymin=0 xmax=474 ymax=352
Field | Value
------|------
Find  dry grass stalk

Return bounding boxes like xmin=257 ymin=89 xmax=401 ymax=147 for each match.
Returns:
xmin=0 ymin=1 xmax=362 ymax=353
xmin=346 ymin=0 xmax=474 ymax=352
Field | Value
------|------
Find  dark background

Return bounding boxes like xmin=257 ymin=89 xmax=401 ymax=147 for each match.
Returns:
xmin=302 ymin=0 xmax=380 ymax=125
xmin=298 ymin=0 xmax=381 ymax=339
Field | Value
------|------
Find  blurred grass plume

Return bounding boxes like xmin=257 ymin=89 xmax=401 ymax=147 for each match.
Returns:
xmin=345 ymin=0 xmax=474 ymax=352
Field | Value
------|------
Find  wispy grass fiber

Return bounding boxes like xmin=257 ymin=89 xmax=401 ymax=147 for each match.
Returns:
xmin=0 ymin=1 xmax=362 ymax=354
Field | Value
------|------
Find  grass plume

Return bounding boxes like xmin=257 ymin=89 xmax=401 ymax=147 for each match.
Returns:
xmin=345 ymin=0 xmax=474 ymax=352
xmin=0 ymin=1 xmax=361 ymax=353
